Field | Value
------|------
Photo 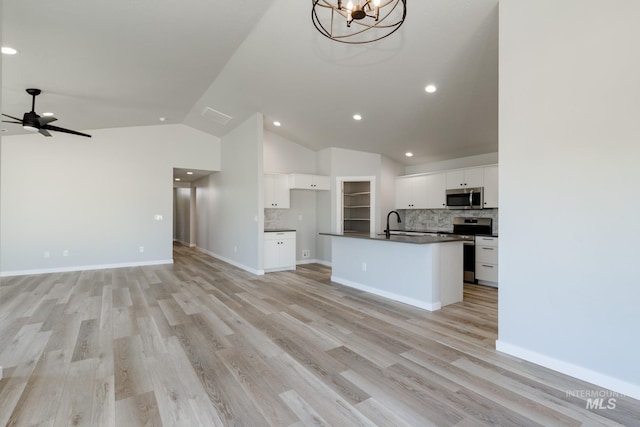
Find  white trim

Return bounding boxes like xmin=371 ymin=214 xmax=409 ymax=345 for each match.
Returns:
xmin=264 ymin=266 xmax=296 ymax=273
xmin=331 ymin=275 xmax=441 ymax=311
xmin=295 ymin=258 xmax=323 ymax=265
xmin=195 ymin=247 xmax=262 ymax=275
xmin=496 ymin=340 xmax=640 ymax=400
xmin=0 ymin=259 xmax=174 ymax=277
xmin=315 ymin=259 xmax=332 ymax=267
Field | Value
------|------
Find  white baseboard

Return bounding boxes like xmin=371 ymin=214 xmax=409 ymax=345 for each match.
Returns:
xmin=0 ymin=259 xmax=174 ymax=277
xmin=496 ymin=340 xmax=640 ymax=400
xmin=331 ymin=275 xmax=441 ymax=311
xmin=194 ymin=247 xmax=262 ymax=276
xmin=314 ymin=259 xmax=332 ymax=267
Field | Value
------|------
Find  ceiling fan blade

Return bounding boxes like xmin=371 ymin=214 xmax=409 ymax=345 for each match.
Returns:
xmin=39 ymin=129 xmax=52 ymax=137
xmin=38 ymin=116 xmax=57 ymax=126
xmin=42 ymin=124 xmax=92 ymax=138
xmin=2 ymin=113 xmax=23 ymax=122
xmin=2 ymin=120 xmax=22 ymax=124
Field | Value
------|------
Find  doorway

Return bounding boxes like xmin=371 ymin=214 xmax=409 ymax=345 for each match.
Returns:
xmin=336 ymin=176 xmax=376 ymax=235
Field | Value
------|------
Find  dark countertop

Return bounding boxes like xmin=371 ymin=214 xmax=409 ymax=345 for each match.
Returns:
xmin=390 ymin=229 xmax=499 ymax=238
xmin=264 ymin=229 xmax=296 ymax=233
xmin=319 ymin=232 xmax=466 ymax=245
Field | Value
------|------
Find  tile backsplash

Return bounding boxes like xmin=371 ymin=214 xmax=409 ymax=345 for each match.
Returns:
xmin=402 ymin=208 xmax=498 ymax=235
xmin=264 ymin=208 xmax=288 ymax=230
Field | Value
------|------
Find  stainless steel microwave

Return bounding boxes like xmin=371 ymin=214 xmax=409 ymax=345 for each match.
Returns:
xmin=446 ymin=187 xmax=484 ymax=209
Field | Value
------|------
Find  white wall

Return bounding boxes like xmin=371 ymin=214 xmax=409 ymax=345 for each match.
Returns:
xmin=316 ymin=147 xmax=395 ymax=263
xmin=195 ymin=114 xmax=264 ymax=273
xmin=0 ymin=124 xmax=220 ymax=275
xmin=263 ymin=131 xmax=320 ymax=263
xmin=405 ymin=152 xmax=498 ymax=175
xmin=380 ymin=155 xmax=405 ymax=223
xmin=499 ymin=0 xmax=640 ymax=398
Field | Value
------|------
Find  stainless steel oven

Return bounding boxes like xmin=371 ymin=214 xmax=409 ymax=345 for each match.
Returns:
xmin=452 ymin=217 xmax=493 ymax=283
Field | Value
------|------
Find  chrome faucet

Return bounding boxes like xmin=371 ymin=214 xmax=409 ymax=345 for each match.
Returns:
xmin=385 ymin=210 xmax=401 ymax=239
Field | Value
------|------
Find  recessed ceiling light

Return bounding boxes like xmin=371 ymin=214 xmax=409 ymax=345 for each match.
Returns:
xmin=405 ymin=152 xmax=414 ymax=157
xmin=159 ymin=117 xmax=166 ymax=122
xmin=175 ymin=178 xmax=181 ymax=181
xmin=1 ymin=46 xmax=18 ymax=55
xmin=425 ymin=84 xmax=437 ymax=93
xmin=186 ymin=171 xmax=194 ymax=175
xmin=1 ymin=128 xmax=7 ymax=132
xmin=273 ymin=121 xmax=281 ymax=127
xmin=353 ymin=114 xmax=362 ymax=121
xmin=42 ymin=112 xmax=55 ymax=117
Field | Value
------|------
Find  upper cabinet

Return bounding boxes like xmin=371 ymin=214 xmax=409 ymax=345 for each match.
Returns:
xmin=425 ymin=172 xmax=447 ymax=209
xmin=264 ymin=173 xmax=290 ymax=208
xmin=289 ymin=173 xmax=330 ymax=191
xmin=446 ymin=167 xmax=484 ymax=189
xmin=483 ymin=165 xmax=499 ymax=208
xmin=396 ymin=175 xmax=428 ymax=209
xmin=396 ymin=164 xmax=499 ymax=210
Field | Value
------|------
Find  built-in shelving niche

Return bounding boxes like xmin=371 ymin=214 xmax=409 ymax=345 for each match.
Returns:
xmin=342 ymin=181 xmax=371 ymax=235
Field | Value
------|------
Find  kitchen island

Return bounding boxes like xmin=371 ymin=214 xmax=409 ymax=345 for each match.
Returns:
xmin=320 ymin=232 xmax=464 ymax=311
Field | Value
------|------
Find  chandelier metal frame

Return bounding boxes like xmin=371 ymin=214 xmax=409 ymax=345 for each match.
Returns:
xmin=311 ymin=0 xmax=407 ymax=44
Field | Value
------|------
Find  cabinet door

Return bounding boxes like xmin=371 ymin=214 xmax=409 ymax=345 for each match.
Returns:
xmin=265 ymin=174 xmax=290 ymax=208
xmin=264 ymin=238 xmax=280 ymax=269
xmin=279 ymin=238 xmax=297 ymax=268
xmin=289 ymin=173 xmax=314 ymax=189
xmin=272 ymin=174 xmax=290 ymax=208
xmin=396 ymin=176 xmax=428 ymax=209
xmin=483 ymin=165 xmax=499 ymax=208
xmin=395 ymin=177 xmax=413 ymax=209
xmin=446 ymin=170 xmax=465 ymax=189
xmin=446 ymin=168 xmax=484 ymax=189
xmin=264 ymin=174 xmax=276 ymax=208
xmin=312 ymin=175 xmax=330 ymax=190
xmin=425 ymin=172 xmax=447 ymax=209
xmin=464 ymin=168 xmax=484 ymax=188
xmin=411 ymin=176 xmax=428 ymax=209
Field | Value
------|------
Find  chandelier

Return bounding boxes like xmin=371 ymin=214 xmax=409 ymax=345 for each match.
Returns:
xmin=312 ymin=0 xmax=407 ymax=44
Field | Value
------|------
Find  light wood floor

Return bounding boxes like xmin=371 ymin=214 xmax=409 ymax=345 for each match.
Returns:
xmin=0 ymin=244 xmax=638 ymax=426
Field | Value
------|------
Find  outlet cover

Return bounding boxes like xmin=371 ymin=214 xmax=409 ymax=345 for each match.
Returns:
xmin=302 ymin=250 xmax=310 ymax=258
xmin=63 ymin=250 xmax=69 ymax=257
xmin=139 ymin=246 xmax=145 ymax=253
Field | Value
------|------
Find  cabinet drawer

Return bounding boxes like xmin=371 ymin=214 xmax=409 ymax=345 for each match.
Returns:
xmin=476 ymin=236 xmax=498 ymax=247
xmin=476 ymin=245 xmax=498 ymax=263
xmin=476 ymin=262 xmax=498 ymax=282
xmin=264 ymin=231 xmax=295 ymax=241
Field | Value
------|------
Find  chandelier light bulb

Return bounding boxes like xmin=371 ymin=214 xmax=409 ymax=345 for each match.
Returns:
xmin=312 ymin=0 xmax=406 ymax=44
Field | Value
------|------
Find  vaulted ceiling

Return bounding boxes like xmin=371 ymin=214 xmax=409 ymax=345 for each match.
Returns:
xmin=2 ymin=0 xmax=498 ymax=166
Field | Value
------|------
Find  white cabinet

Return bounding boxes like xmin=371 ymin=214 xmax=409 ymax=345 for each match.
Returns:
xmin=446 ymin=168 xmax=484 ymax=189
xmin=288 ymin=173 xmax=330 ymax=190
xmin=264 ymin=174 xmax=290 ymax=208
xmin=395 ymin=175 xmax=428 ymax=209
xmin=483 ymin=165 xmax=499 ymax=208
xmin=424 ymin=172 xmax=447 ymax=209
xmin=264 ymin=231 xmax=296 ymax=271
xmin=475 ymin=236 xmax=498 ymax=285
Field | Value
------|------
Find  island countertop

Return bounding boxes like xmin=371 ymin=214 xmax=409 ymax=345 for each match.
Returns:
xmin=319 ymin=232 xmax=465 ymax=244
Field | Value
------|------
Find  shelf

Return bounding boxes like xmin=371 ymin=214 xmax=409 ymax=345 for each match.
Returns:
xmin=344 ymin=205 xmax=370 ymax=208
xmin=344 ymin=218 xmax=370 ymax=221
xmin=344 ymin=192 xmax=371 ymax=196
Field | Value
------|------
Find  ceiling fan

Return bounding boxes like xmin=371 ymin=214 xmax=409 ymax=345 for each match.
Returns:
xmin=2 ymin=88 xmax=92 ymax=138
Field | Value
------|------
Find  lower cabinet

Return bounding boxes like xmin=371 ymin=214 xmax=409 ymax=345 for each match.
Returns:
xmin=475 ymin=236 xmax=498 ymax=285
xmin=264 ymin=231 xmax=296 ymax=272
